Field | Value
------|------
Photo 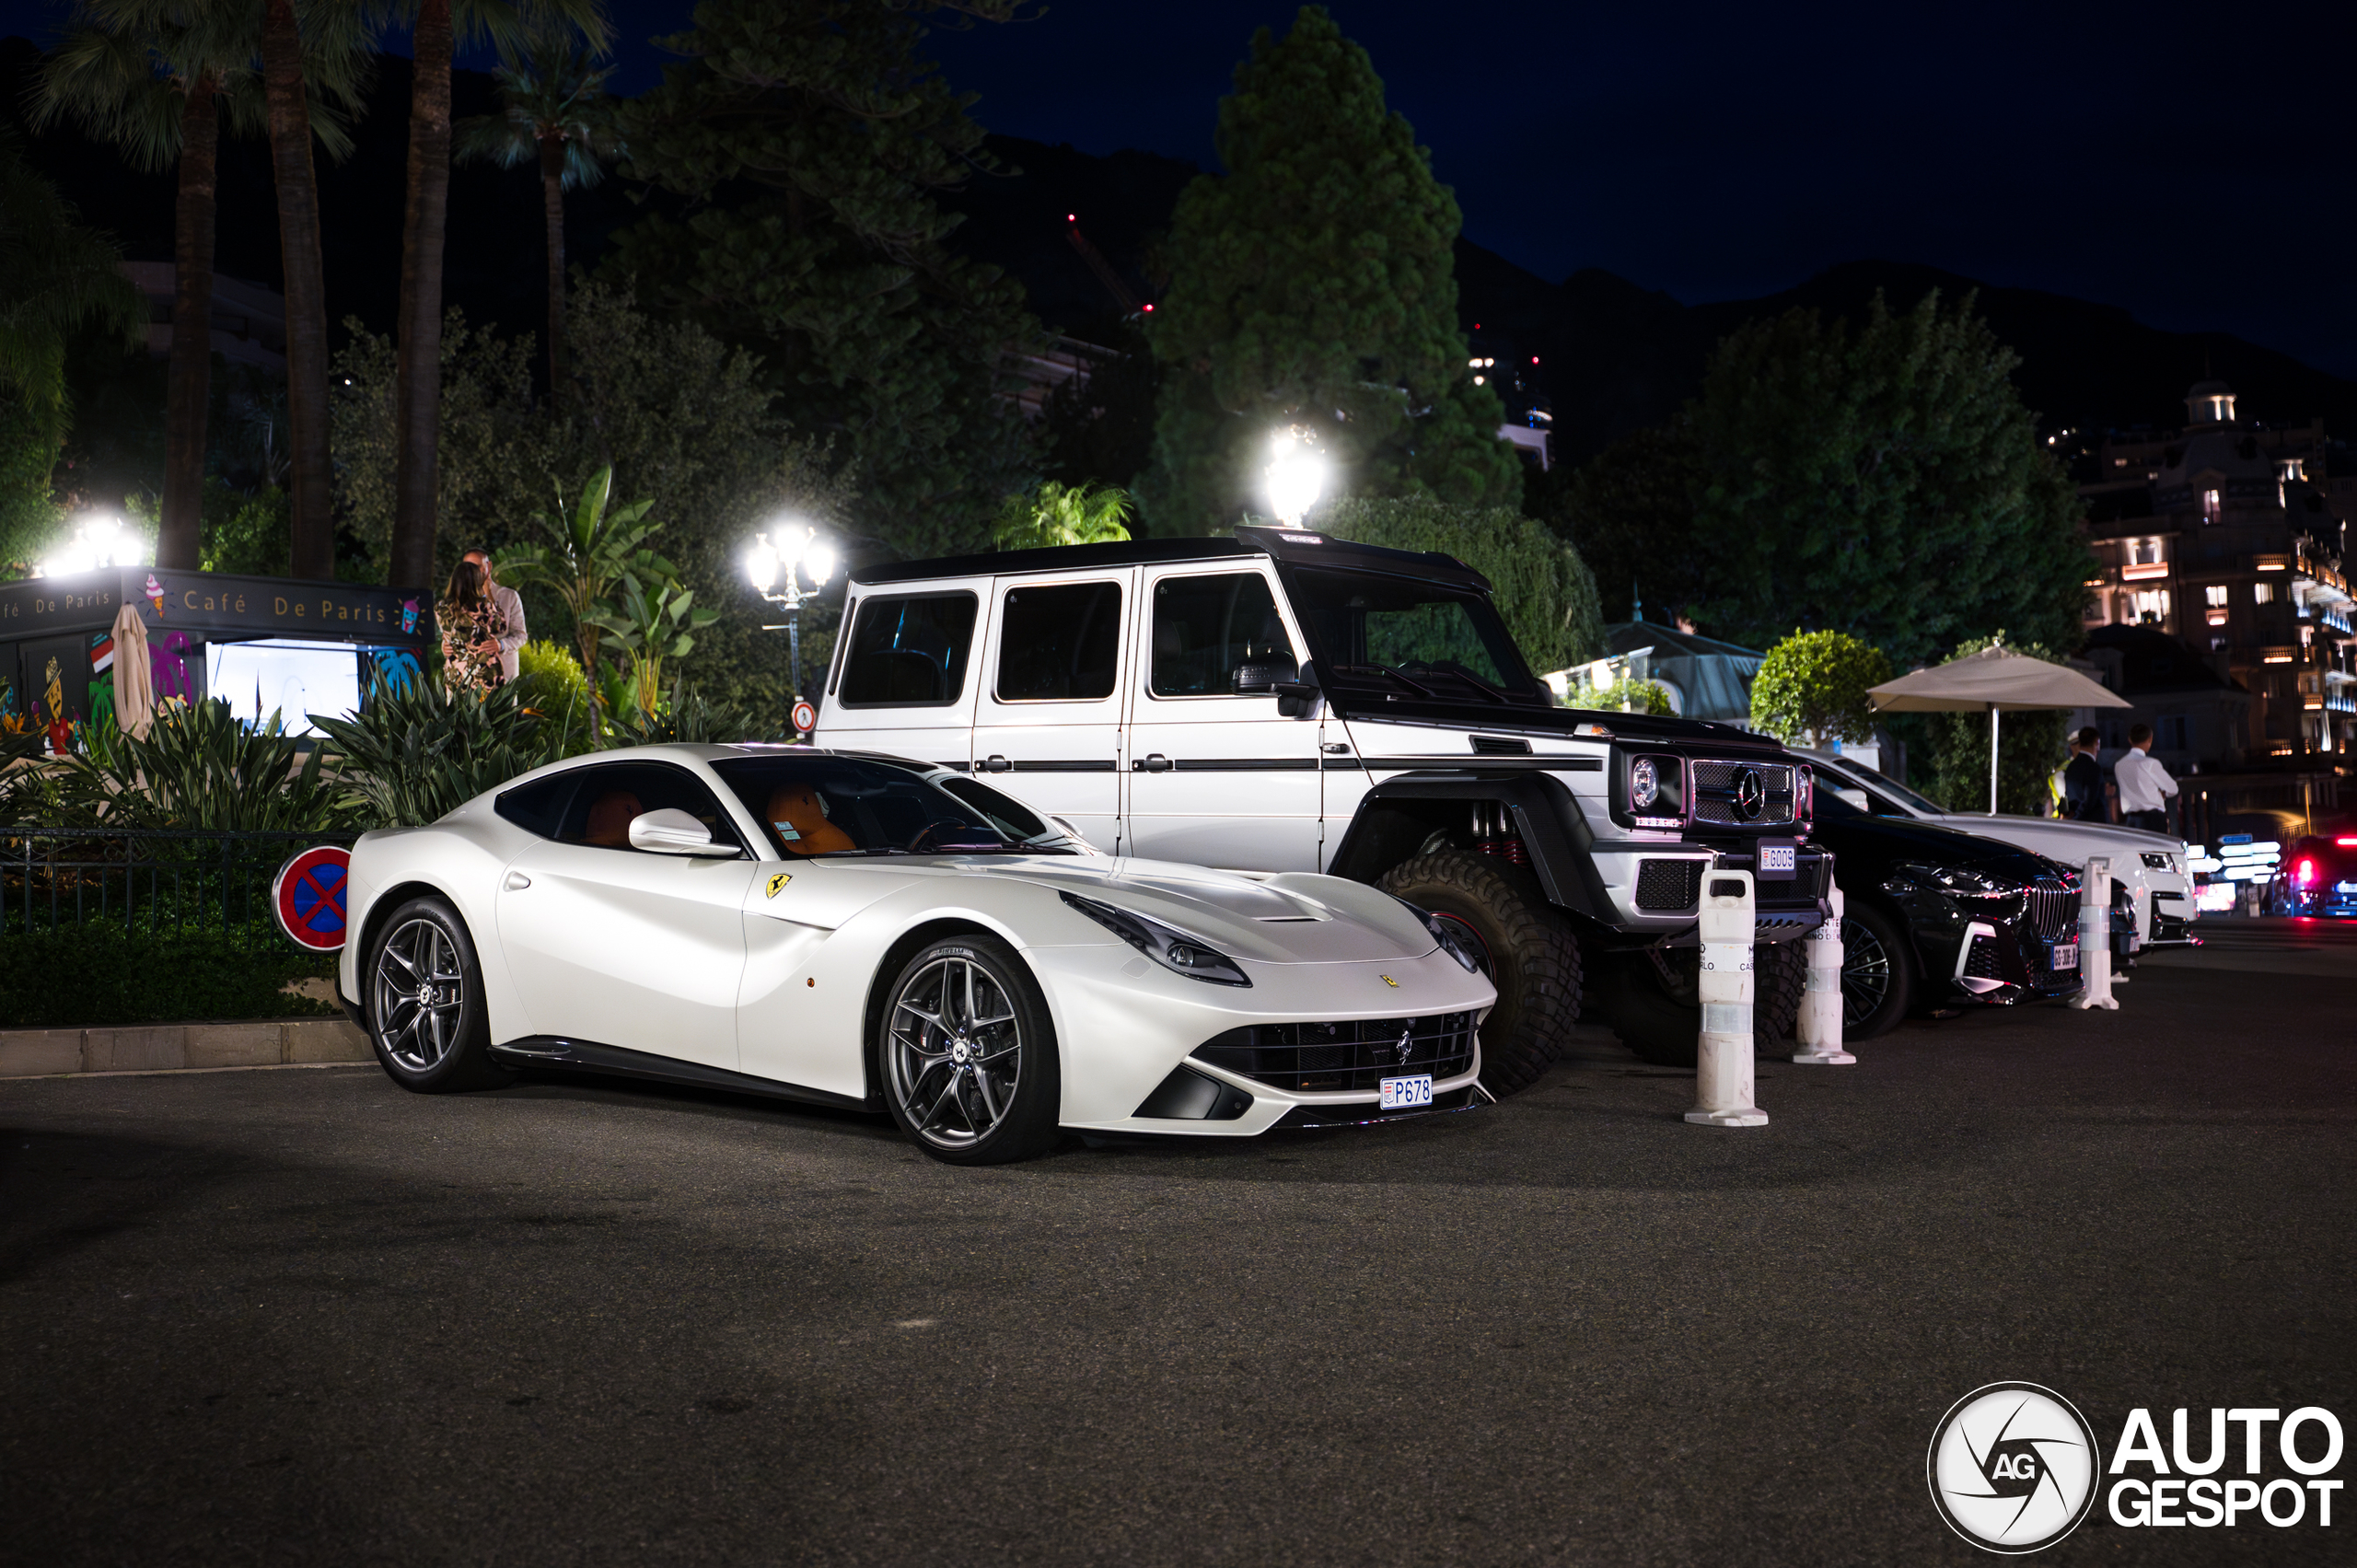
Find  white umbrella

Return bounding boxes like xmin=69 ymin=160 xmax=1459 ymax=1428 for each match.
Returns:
xmin=1868 ymin=645 xmax=2130 ymax=813
xmin=110 ymin=602 xmax=157 ymax=740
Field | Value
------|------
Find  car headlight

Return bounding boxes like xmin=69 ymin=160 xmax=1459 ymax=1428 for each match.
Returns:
xmin=1394 ymin=899 xmax=1485 ymax=973
xmin=1898 ymin=862 xmax=2014 ymax=896
xmin=1060 ymin=892 xmax=1250 ymax=987
xmin=1631 ymin=756 xmax=1659 ymax=808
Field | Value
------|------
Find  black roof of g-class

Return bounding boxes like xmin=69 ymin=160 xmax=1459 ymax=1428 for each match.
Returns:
xmin=847 ymin=526 xmax=1494 ymax=592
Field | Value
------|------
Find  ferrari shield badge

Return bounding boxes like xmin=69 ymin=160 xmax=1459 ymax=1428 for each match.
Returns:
xmin=765 ymin=872 xmax=792 ymax=898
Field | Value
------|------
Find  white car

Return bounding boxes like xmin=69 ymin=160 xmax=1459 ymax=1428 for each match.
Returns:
xmin=335 ymin=745 xmax=1496 ymax=1164
xmin=1797 ymin=750 xmax=2196 ymax=947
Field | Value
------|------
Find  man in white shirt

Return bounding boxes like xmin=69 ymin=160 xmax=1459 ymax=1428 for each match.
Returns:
xmin=462 ymin=548 xmax=528 ymax=686
xmin=2112 ymin=722 xmax=2177 ymax=832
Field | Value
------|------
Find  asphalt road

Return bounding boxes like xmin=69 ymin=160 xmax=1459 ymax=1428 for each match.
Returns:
xmin=4 ymin=920 xmax=2352 ymax=1567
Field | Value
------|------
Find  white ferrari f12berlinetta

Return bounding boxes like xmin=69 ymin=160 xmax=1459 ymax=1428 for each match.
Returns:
xmin=336 ymin=745 xmax=1496 ymax=1163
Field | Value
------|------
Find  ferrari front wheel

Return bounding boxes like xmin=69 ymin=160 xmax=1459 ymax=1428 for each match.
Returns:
xmin=877 ymin=934 xmax=1062 ymax=1166
xmin=365 ymin=896 xmax=511 ymax=1093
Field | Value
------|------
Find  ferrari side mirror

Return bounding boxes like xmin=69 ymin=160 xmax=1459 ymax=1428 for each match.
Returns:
xmin=628 ymin=807 xmax=743 ymax=857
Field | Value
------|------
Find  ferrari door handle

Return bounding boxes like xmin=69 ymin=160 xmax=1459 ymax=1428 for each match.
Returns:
xmin=504 ymin=872 xmax=531 ymax=890
xmin=1132 ymin=753 xmax=1172 ymax=772
xmin=980 ymin=754 xmax=1011 ymax=772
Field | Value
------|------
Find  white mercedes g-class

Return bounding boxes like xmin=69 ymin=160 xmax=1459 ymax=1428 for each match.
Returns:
xmin=812 ymin=526 xmax=1831 ymax=1087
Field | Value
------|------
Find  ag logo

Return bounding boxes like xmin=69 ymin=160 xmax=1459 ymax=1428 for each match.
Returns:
xmin=765 ymin=872 xmax=792 ymax=899
xmin=1928 ymin=1383 xmax=2098 ymax=1553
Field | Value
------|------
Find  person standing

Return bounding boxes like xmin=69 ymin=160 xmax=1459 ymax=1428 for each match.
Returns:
xmin=2061 ymin=726 xmax=2109 ymax=823
xmin=2113 ymin=722 xmax=2179 ymax=833
xmin=464 ymin=548 xmax=528 ymax=686
xmin=439 ymin=559 xmax=508 ymax=694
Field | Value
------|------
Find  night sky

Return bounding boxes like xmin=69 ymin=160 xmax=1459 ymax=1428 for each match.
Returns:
xmin=9 ymin=0 xmax=2353 ymax=377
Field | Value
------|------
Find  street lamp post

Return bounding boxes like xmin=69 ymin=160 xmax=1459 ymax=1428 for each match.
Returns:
xmin=744 ymin=525 xmax=838 ymax=736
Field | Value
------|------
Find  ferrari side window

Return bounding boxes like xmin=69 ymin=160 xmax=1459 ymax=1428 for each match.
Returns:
xmin=494 ymin=773 xmax=575 ymax=840
xmin=552 ymin=763 xmax=744 ymax=854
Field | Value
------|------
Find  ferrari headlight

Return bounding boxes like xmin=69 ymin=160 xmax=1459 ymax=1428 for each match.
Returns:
xmin=1630 ymin=757 xmax=1658 ymax=808
xmin=1061 ymin=892 xmax=1251 ymax=987
xmin=1393 ymin=899 xmax=1485 ymax=973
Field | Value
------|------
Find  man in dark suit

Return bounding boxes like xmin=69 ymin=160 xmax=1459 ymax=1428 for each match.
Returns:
xmin=2061 ymin=726 xmax=2108 ymax=822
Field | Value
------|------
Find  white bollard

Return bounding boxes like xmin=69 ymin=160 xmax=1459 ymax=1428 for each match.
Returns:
xmin=1792 ymin=882 xmax=1855 ymax=1064
xmin=2069 ymin=856 xmax=2119 ymax=1011
xmin=1687 ymin=869 xmax=1769 ymax=1127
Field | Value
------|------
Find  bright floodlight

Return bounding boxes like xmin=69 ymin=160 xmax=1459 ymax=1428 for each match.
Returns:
xmin=32 ymin=513 xmax=140 ymax=578
xmin=744 ymin=532 xmax=782 ymax=594
xmin=1264 ymin=431 xmax=1327 ymax=528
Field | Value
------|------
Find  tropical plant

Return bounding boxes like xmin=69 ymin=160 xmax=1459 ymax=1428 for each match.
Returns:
xmin=455 ymin=38 xmax=621 ymax=401
xmin=604 ymin=676 xmax=757 ymax=745
xmin=513 ymin=636 xmax=592 ymax=728
xmin=310 ymin=674 xmax=575 ymax=829
xmin=586 ymin=564 xmax=718 ymax=719
xmin=1573 ymin=676 xmax=1674 ymax=716
xmin=0 ymin=136 xmax=145 ymax=475
xmin=493 ymin=463 xmax=655 ymax=678
xmin=989 ymin=481 xmax=1132 ymax=550
xmin=1312 ymin=495 xmax=1606 ymax=674
xmin=387 ymin=0 xmax=610 ymax=595
xmin=52 ymin=697 xmax=350 ymax=831
xmin=31 ymin=0 xmax=355 ymax=571
xmin=1140 ymin=6 xmax=1516 ymax=533
xmin=1749 ymin=630 xmax=1893 ymax=746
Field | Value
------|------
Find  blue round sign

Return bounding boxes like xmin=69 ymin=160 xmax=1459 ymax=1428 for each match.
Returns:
xmin=273 ymin=845 xmax=352 ymax=951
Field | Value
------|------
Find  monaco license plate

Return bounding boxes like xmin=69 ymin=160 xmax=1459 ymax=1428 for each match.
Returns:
xmin=2049 ymin=942 xmax=2079 ymax=971
xmin=1379 ymin=1074 xmax=1434 ymax=1110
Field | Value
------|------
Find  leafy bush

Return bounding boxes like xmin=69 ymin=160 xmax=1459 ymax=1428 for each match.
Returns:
xmin=0 ymin=923 xmax=337 ymax=1029
xmin=1571 ymin=676 xmax=1674 ymax=715
xmin=991 ymin=481 xmax=1132 ymax=549
xmin=55 ymin=699 xmax=352 ymax=831
xmin=311 ymin=677 xmax=576 ymax=828
xmin=1314 ymin=496 xmax=1606 ymax=672
xmin=515 ymin=639 xmax=595 ymax=752
xmin=606 ymin=679 xmax=764 ymax=745
xmin=1750 ymin=630 xmax=1893 ymax=746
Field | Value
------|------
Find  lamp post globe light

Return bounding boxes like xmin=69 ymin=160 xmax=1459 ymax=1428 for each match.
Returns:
xmin=743 ymin=523 xmax=836 ymax=737
xmin=1264 ymin=428 xmax=1328 ymax=528
xmin=32 ymin=513 xmax=147 ymax=579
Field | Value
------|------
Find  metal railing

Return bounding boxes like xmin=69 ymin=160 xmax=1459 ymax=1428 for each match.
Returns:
xmin=3 ymin=827 xmax=357 ymax=946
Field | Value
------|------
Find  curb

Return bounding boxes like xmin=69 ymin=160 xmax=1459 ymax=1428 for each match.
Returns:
xmin=0 ymin=1018 xmax=372 ymax=1078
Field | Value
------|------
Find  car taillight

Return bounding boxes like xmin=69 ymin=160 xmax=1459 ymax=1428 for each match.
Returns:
xmin=2294 ymin=858 xmax=2317 ymax=887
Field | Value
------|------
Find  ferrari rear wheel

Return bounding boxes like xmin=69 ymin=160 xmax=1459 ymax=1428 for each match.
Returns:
xmin=878 ymin=934 xmax=1062 ymax=1166
xmin=365 ymin=896 xmax=510 ymax=1093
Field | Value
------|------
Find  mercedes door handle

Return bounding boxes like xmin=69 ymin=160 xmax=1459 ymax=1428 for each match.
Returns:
xmin=504 ymin=872 xmax=531 ymax=890
xmin=980 ymin=755 xmax=1011 ymax=772
xmin=1132 ymin=754 xmax=1172 ymax=772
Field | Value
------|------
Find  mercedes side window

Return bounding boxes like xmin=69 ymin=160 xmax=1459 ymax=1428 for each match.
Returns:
xmin=1149 ymin=573 xmax=1297 ymax=697
xmin=494 ymin=772 xmax=576 ymax=840
xmin=838 ymin=592 xmax=978 ymax=707
xmin=553 ymin=763 xmax=745 ymax=854
xmin=995 ymin=582 xmax=1122 ymax=703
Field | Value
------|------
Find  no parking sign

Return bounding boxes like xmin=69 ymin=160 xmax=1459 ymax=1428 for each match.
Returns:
xmin=273 ymin=845 xmax=353 ymax=951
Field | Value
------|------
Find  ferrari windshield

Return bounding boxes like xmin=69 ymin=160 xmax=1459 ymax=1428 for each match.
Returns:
xmin=711 ymin=756 xmax=1039 ymax=858
xmin=1281 ymin=566 xmax=1544 ymax=701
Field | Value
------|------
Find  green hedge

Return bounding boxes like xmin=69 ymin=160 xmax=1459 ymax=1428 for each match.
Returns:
xmin=0 ymin=923 xmax=341 ymax=1029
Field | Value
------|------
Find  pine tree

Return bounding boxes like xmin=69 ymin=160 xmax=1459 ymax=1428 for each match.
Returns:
xmin=605 ymin=0 xmax=1034 ymax=562
xmin=1138 ymin=6 xmax=1515 ymax=535
xmin=1684 ymin=290 xmax=2092 ymax=667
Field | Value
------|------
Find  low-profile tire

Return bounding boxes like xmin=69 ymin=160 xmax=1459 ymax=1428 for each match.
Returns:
xmin=877 ymin=933 xmax=1062 ymax=1166
xmin=363 ymin=895 xmax=512 ymax=1093
xmin=1838 ymin=900 xmax=1913 ymax=1040
xmin=1603 ymin=940 xmax=1806 ymax=1068
xmin=1376 ymin=851 xmax=1581 ymax=1097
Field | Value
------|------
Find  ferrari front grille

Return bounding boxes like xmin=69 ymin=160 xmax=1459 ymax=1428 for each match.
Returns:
xmin=1192 ymin=1012 xmax=1478 ymax=1093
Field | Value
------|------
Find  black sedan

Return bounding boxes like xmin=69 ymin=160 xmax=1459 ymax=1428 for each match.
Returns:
xmin=1809 ymin=793 xmax=2085 ymax=1038
xmin=2269 ymin=833 xmax=2357 ymax=917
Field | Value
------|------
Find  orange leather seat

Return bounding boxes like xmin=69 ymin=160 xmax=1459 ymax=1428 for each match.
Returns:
xmin=584 ymin=790 xmax=642 ymax=848
xmin=766 ymin=785 xmax=855 ymax=854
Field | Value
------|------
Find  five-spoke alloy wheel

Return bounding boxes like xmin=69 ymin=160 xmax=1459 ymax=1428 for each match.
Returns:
xmin=365 ymin=896 xmax=508 ymax=1092
xmin=878 ymin=935 xmax=1060 ymax=1165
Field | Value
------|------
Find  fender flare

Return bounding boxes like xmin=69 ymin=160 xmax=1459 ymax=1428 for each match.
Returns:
xmin=1325 ymin=768 xmax=1613 ymax=923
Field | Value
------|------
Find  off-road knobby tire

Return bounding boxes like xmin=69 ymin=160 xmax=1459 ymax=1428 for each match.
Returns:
xmin=1605 ymin=939 xmax=1806 ymax=1069
xmin=1376 ymin=851 xmax=1581 ymax=1098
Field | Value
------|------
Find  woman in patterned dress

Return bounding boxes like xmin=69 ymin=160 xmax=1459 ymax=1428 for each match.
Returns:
xmin=439 ymin=560 xmax=509 ymax=694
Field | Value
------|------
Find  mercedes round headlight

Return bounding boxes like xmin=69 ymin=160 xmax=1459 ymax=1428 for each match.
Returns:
xmin=1631 ymin=756 xmax=1659 ymax=808
xmin=1060 ymin=891 xmax=1251 ymax=986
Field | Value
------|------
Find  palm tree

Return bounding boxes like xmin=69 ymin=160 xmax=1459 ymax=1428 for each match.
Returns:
xmin=32 ymin=2 xmax=356 ymax=573
xmin=0 ymin=136 xmax=145 ymax=445
xmin=456 ymin=40 xmax=620 ymax=405
xmin=386 ymin=0 xmax=606 ymax=599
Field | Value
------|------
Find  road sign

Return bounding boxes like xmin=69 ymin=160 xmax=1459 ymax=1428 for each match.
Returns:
xmin=273 ymin=844 xmax=353 ymax=952
xmin=792 ymin=699 xmax=817 ymax=734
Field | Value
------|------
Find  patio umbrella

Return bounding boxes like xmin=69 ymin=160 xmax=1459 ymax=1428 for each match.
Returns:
xmin=1868 ymin=645 xmax=2130 ymax=813
xmin=110 ymin=602 xmax=157 ymax=740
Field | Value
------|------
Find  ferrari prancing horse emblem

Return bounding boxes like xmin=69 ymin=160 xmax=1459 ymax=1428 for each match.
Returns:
xmin=765 ymin=872 xmax=792 ymax=899
xmin=1380 ymin=974 xmax=1398 ymax=987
